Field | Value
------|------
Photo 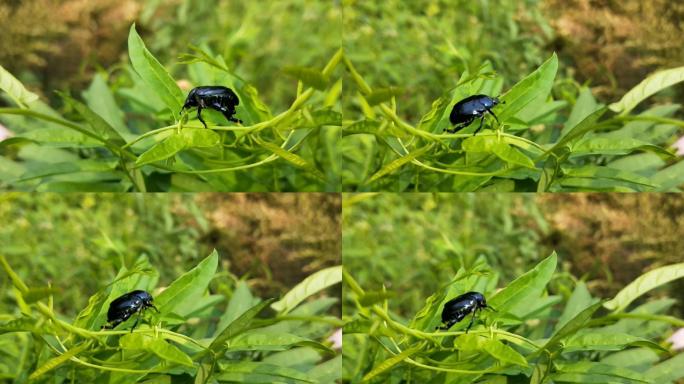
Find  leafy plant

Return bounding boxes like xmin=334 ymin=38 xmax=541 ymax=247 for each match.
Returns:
xmin=343 ymin=252 xmax=684 ymax=383
xmin=0 ymin=25 xmax=342 ymax=192
xmin=0 ymin=252 xmax=342 ymax=383
xmin=342 ymin=54 xmax=684 ymax=191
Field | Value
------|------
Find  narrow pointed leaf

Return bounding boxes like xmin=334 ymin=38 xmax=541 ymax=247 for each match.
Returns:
xmin=604 ymin=263 xmax=684 ymax=312
xmin=128 ymin=24 xmax=184 ymax=118
xmin=271 ymin=266 xmax=342 ymax=314
xmin=155 ymin=250 xmax=218 ymax=314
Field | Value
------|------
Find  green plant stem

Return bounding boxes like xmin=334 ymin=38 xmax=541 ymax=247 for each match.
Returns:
xmin=371 ymin=306 xmax=438 ymax=342
xmin=322 ymin=48 xmax=344 ymax=78
xmin=427 ymin=329 xmax=541 ymax=350
xmin=276 ymin=315 xmax=345 ymax=326
xmin=245 ymin=88 xmax=316 ymax=135
xmin=375 ymin=340 xmax=497 ymax=375
xmin=615 ymin=115 xmax=684 ymax=128
xmin=595 ymin=312 xmax=684 ymax=327
xmin=36 ymin=302 xmax=207 ymax=351
xmin=342 ymin=55 xmax=372 ymax=95
xmin=164 ymin=155 xmax=279 ymax=174
xmin=410 ymin=158 xmax=513 ymax=177
xmin=0 ymin=108 xmax=137 ymax=161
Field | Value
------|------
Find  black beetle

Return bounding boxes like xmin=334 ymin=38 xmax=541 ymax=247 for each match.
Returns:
xmin=180 ymin=86 xmax=242 ymax=128
xmin=445 ymin=94 xmax=504 ymax=135
xmin=104 ymin=290 xmax=159 ymax=331
xmin=436 ymin=291 xmax=495 ymax=332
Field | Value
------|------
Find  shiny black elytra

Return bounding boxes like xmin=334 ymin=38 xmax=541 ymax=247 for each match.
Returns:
xmin=104 ymin=290 xmax=158 ymax=331
xmin=181 ymin=86 xmax=242 ymax=128
xmin=436 ymin=291 xmax=495 ymax=333
xmin=445 ymin=94 xmax=504 ymax=135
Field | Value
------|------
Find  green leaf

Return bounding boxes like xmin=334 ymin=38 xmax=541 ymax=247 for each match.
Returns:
xmin=283 ymin=66 xmax=329 ymax=90
xmin=128 ymin=24 xmax=184 ymax=119
xmin=499 ymin=53 xmax=558 ymax=122
xmin=226 ymin=332 xmax=333 ymax=354
xmin=555 ymin=281 xmax=597 ymax=332
xmin=60 ymin=93 xmax=127 ymax=148
xmin=155 ymin=250 xmax=218 ymax=314
xmin=462 ymin=135 xmax=536 ymax=167
xmin=366 ymin=145 xmax=431 ymax=184
xmin=453 ymin=333 xmax=485 ymax=352
xmin=365 ymin=87 xmax=402 ymax=106
xmin=361 ymin=345 xmax=422 ymax=382
xmin=610 ymin=66 xmax=684 ymax=115
xmin=0 ymin=64 xmax=39 ymax=107
xmin=548 ymin=107 xmax=607 ymax=154
xmin=601 ymin=348 xmax=660 ymax=370
xmin=308 ymin=108 xmax=342 ymax=127
xmin=216 ymin=362 xmax=315 ymax=383
xmin=359 ymin=290 xmax=396 ymax=307
xmin=571 ymin=137 xmax=673 ymax=158
xmin=216 ymin=281 xmax=258 ymax=337
xmin=21 ymin=127 xmax=101 ymax=147
xmin=492 ymin=141 xmax=535 ymax=168
xmin=561 ymin=87 xmax=600 ymax=139
xmin=0 ymin=255 xmax=29 ymax=294
xmin=489 ymin=252 xmax=557 ymax=314
xmin=564 ymin=333 xmax=665 ymax=353
xmin=544 ymin=302 xmax=603 ymax=352
xmin=416 ymin=95 xmax=450 ymax=133
xmin=343 ymin=119 xmax=381 ymax=136
xmin=645 ymin=352 xmax=684 ymax=383
xmin=210 ymin=298 xmax=276 ymax=353
xmin=24 ymin=287 xmax=60 ymax=304
xmin=83 ymin=73 xmax=130 ymax=137
xmin=271 ymin=266 xmax=341 ymax=314
xmin=604 ymin=263 xmax=684 ymax=312
xmin=552 ymin=362 xmax=651 ymax=383
xmin=148 ymin=338 xmax=194 ymax=367
xmin=136 ymin=128 xmax=221 ymax=166
xmin=119 ymin=332 xmax=150 ymax=350
xmin=483 ymin=339 xmax=528 ymax=367
xmin=253 ymin=136 xmax=325 ymax=180
xmin=16 ymin=160 xmax=118 ymax=182
xmin=136 ymin=132 xmax=185 ymax=166
xmin=29 ymin=342 xmax=90 ymax=380
xmin=653 ymin=161 xmax=684 ymax=191
xmin=560 ymin=165 xmax=657 ymax=191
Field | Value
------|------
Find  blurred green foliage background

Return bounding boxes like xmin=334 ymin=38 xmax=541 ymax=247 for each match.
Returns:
xmin=0 ymin=193 xmax=341 ymax=316
xmin=343 ymin=193 xmax=684 ymax=318
xmin=0 ymin=0 xmax=342 ymax=112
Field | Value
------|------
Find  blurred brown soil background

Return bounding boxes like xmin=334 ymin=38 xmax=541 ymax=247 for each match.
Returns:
xmin=538 ymin=194 xmax=684 ymax=314
xmin=0 ymin=193 xmax=341 ymax=315
xmin=2 ymin=0 xmax=683 ymax=99
xmin=543 ymin=0 xmax=684 ymax=98
xmin=190 ymin=193 xmax=341 ymax=295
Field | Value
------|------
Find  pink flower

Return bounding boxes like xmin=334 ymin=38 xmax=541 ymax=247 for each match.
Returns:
xmin=673 ymin=136 xmax=684 ymax=156
xmin=668 ymin=328 xmax=684 ymax=350
xmin=0 ymin=123 xmax=12 ymax=141
xmin=328 ymin=328 xmax=342 ymax=350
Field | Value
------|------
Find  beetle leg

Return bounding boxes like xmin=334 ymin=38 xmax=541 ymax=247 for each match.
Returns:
xmin=197 ymin=107 xmax=208 ymax=128
xmin=436 ymin=319 xmax=454 ymax=331
xmin=465 ymin=308 xmax=479 ymax=333
xmin=487 ymin=109 xmax=500 ymax=124
xmin=445 ymin=118 xmax=472 ymax=134
xmin=149 ymin=304 xmax=159 ymax=313
xmin=473 ymin=115 xmax=486 ymax=136
xmin=220 ymin=108 xmax=242 ymax=124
